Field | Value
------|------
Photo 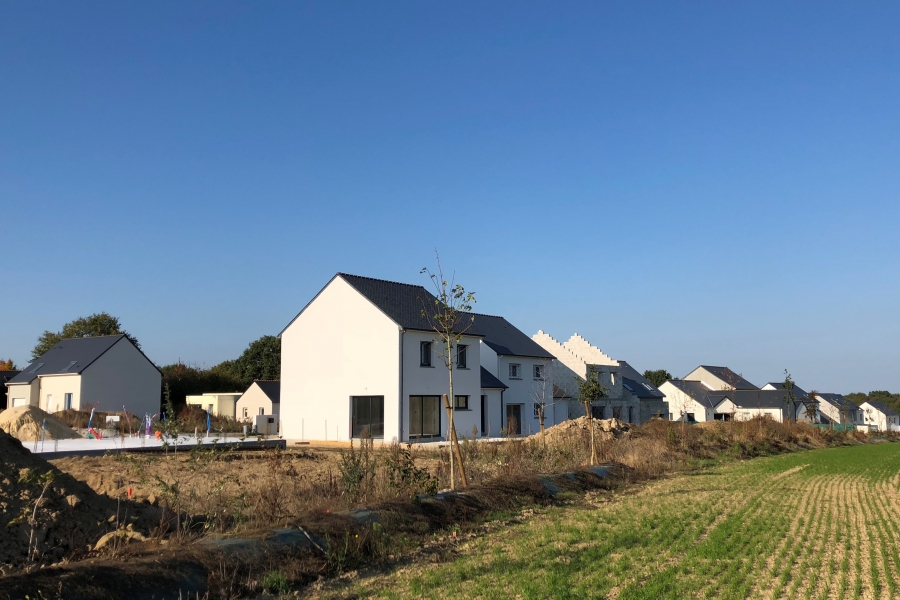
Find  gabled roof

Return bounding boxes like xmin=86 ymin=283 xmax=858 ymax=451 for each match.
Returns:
xmin=864 ymin=401 xmax=899 ymax=417
xmin=1 ymin=371 xmax=20 ymax=384
xmin=693 ymin=366 xmax=758 ymax=390
xmin=664 ymin=380 xmax=729 ymax=409
xmin=253 ymin=380 xmax=281 ymax=403
xmin=553 ymin=384 xmax=571 ymax=399
xmin=480 ymin=367 xmax=508 ymax=390
xmin=617 ymin=361 xmax=664 ymax=399
xmin=816 ymin=393 xmax=859 ymax=412
xmin=474 ymin=314 xmax=554 ymax=359
xmin=8 ymin=335 xmax=137 ymax=384
xmin=730 ymin=389 xmax=796 ymax=410
xmin=764 ymin=382 xmax=809 ymax=398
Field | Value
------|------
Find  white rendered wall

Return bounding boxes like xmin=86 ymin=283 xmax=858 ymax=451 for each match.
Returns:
xmin=735 ymin=408 xmax=783 ymax=422
xmin=7 ymin=381 xmax=39 ymax=407
xmin=659 ymin=381 xmax=712 ymax=422
xmin=80 ymin=340 xmax=162 ymax=417
xmin=236 ymin=384 xmax=277 ymax=421
xmin=37 ymin=374 xmax=82 ymax=412
xmin=280 ymin=276 xmax=401 ymax=442
xmin=683 ymin=367 xmax=730 ymax=391
xmin=481 ymin=388 xmax=504 ymax=437
xmin=401 ymin=330 xmax=482 ymax=441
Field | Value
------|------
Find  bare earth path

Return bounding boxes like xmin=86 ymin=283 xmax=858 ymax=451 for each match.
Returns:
xmin=312 ymin=442 xmax=900 ymax=600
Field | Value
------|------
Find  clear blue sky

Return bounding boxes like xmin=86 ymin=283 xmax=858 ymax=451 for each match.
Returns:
xmin=1 ymin=2 xmax=897 ymax=393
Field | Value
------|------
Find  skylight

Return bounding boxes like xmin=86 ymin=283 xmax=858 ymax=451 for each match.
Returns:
xmin=60 ymin=361 xmax=78 ymax=372
xmin=29 ymin=363 xmax=44 ymax=373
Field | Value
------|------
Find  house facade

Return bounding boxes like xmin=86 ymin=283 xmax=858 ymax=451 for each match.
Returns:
xmin=236 ymin=381 xmax=280 ymax=421
xmin=618 ymin=360 xmax=669 ymax=421
xmin=684 ymin=365 xmax=758 ymax=391
xmin=658 ymin=380 xmax=728 ymax=422
xmin=531 ymin=332 xmax=641 ymax=423
xmin=1 ymin=370 xmax=21 ymax=410
xmin=279 ymin=273 xmax=552 ymax=442
xmin=186 ymin=392 xmax=242 ymax=418
xmin=860 ymin=401 xmax=899 ymax=432
xmin=5 ymin=335 xmax=161 ymax=417
xmin=761 ymin=382 xmax=818 ymax=422
xmin=814 ymin=393 xmax=863 ymax=427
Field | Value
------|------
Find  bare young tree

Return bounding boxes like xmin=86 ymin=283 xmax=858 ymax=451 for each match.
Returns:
xmin=420 ymin=253 xmax=475 ymax=490
xmin=576 ymin=367 xmax=608 ymax=465
xmin=783 ymin=369 xmax=797 ymax=425
xmin=532 ymin=358 xmax=554 ymax=442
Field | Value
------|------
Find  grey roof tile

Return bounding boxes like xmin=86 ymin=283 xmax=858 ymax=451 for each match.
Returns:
xmin=480 ymin=367 xmax=507 ymax=390
xmin=9 ymin=335 xmax=129 ymax=384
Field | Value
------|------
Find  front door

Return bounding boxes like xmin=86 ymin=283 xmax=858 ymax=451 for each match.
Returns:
xmin=506 ymin=404 xmax=522 ymax=436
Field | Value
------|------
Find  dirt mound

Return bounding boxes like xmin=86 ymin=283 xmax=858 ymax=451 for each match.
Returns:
xmin=0 ymin=405 xmax=81 ymax=441
xmin=0 ymin=429 xmax=162 ymax=573
xmin=538 ymin=416 xmax=631 ymax=446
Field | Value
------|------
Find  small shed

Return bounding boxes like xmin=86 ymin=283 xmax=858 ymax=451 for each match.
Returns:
xmin=236 ymin=381 xmax=280 ymax=421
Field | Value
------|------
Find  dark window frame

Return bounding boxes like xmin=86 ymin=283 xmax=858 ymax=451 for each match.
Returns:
xmin=351 ymin=395 xmax=385 ymax=439
xmin=420 ymin=341 xmax=432 ymax=367
xmin=409 ymin=395 xmax=442 ymax=439
xmin=454 ymin=395 xmax=469 ymax=410
xmin=457 ymin=344 xmax=468 ymax=369
xmin=509 ymin=363 xmax=521 ymax=379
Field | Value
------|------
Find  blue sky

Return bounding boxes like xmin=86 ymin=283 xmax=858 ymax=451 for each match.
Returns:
xmin=1 ymin=2 xmax=897 ymax=393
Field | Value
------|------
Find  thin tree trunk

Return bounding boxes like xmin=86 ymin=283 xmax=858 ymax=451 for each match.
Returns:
xmin=446 ymin=346 xmax=456 ymax=490
xmin=585 ymin=401 xmax=595 ymax=465
xmin=443 ymin=394 xmax=467 ymax=487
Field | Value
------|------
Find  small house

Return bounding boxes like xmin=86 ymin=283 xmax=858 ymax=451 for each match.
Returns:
xmin=860 ymin=401 xmax=899 ymax=432
xmin=236 ymin=381 xmax=280 ymax=421
xmin=186 ymin=392 xmax=241 ymax=418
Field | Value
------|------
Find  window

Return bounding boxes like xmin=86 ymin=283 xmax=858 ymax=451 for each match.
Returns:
xmin=457 ymin=345 xmax=468 ymax=369
xmin=409 ymin=395 xmax=441 ymax=438
xmin=64 ymin=393 xmax=73 ymax=410
xmin=533 ymin=403 xmax=543 ymax=419
xmin=612 ymin=406 xmax=622 ymax=420
xmin=509 ymin=364 xmax=521 ymax=379
xmin=481 ymin=395 xmax=487 ymax=436
xmin=686 ymin=413 xmax=696 ymax=422
xmin=60 ymin=361 xmax=77 ymax=372
xmin=259 ymin=407 xmax=264 ymax=415
xmin=533 ymin=364 xmax=544 ymax=380
xmin=243 ymin=407 xmax=248 ymax=418
xmin=454 ymin=395 xmax=469 ymax=410
xmin=46 ymin=394 xmax=53 ymax=411
xmin=420 ymin=342 xmax=432 ymax=367
xmin=207 ymin=404 xmax=214 ymax=412
xmin=610 ymin=372 xmax=616 ymax=386
xmin=29 ymin=363 xmax=44 ymax=373
xmin=627 ymin=406 xmax=634 ymax=423
xmin=351 ymin=396 xmax=385 ymax=438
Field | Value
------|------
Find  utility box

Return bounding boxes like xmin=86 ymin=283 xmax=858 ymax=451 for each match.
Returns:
xmin=254 ymin=415 xmax=278 ymax=436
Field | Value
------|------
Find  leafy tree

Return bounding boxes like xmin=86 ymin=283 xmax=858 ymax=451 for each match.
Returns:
xmin=421 ymin=253 xmax=476 ymax=490
xmin=0 ymin=359 xmax=17 ymax=371
xmin=209 ymin=335 xmax=280 ymax=386
xmin=159 ymin=361 xmax=244 ymax=411
xmin=643 ymin=369 xmax=672 ymax=388
xmin=32 ymin=312 xmax=139 ymax=360
xmin=846 ymin=391 xmax=900 ymax=415
xmin=576 ymin=367 xmax=609 ymax=465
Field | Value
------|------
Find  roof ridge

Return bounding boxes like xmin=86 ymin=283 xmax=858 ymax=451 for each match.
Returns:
xmin=58 ymin=333 xmax=126 ymax=341
xmin=338 ymin=272 xmax=429 ymax=290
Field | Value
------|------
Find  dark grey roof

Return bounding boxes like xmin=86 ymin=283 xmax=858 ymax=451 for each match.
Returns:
xmin=765 ymin=382 xmax=808 ymax=398
xmin=865 ymin=401 xmax=899 ymax=417
xmin=730 ymin=389 xmax=796 ymax=410
xmin=480 ymin=367 xmax=507 ymax=390
xmin=253 ymin=380 xmax=281 ymax=403
xmin=695 ymin=366 xmax=757 ymax=390
xmin=553 ymin=384 xmax=571 ymax=399
xmin=473 ymin=314 xmax=554 ymax=359
xmin=664 ymin=379 xmax=729 ymax=409
xmin=816 ymin=393 xmax=859 ymax=412
xmin=618 ymin=361 xmax=664 ymax=399
xmin=9 ymin=335 xmax=129 ymax=384
xmin=1 ymin=371 xmax=20 ymax=384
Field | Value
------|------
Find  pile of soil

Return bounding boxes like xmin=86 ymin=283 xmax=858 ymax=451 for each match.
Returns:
xmin=0 ymin=429 xmax=162 ymax=573
xmin=0 ymin=405 xmax=81 ymax=441
xmin=538 ymin=416 xmax=631 ymax=446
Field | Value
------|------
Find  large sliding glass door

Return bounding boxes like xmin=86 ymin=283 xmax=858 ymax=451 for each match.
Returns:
xmin=351 ymin=396 xmax=384 ymax=438
xmin=409 ymin=395 xmax=441 ymax=439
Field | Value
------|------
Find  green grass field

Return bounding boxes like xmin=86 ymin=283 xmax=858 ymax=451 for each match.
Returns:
xmin=320 ymin=442 xmax=900 ymax=600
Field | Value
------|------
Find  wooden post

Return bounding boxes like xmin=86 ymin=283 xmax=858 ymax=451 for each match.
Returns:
xmin=444 ymin=394 xmax=468 ymax=487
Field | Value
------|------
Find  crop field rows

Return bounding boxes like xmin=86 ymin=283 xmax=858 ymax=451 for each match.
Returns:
xmin=319 ymin=443 xmax=900 ymax=600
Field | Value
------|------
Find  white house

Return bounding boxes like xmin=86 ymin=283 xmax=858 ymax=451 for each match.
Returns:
xmin=279 ymin=273 xmax=555 ymax=443
xmin=684 ymin=365 xmax=758 ymax=391
xmin=5 ymin=335 xmax=161 ymax=417
xmin=186 ymin=392 xmax=242 ymax=418
xmin=860 ymin=401 xmax=899 ymax=432
xmin=531 ymin=332 xmax=640 ymax=423
xmin=658 ymin=380 xmax=729 ymax=422
xmin=814 ymin=393 xmax=863 ymax=427
xmin=236 ymin=381 xmax=280 ymax=421
xmin=761 ymin=382 xmax=818 ymax=422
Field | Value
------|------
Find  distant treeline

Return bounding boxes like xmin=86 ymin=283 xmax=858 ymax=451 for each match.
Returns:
xmin=846 ymin=391 xmax=900 ymax=414
xmin=161 ymin=335 xmax=280 ymax=410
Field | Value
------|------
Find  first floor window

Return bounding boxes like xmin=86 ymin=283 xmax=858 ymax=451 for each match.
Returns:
xmin=243 ymin=407 xmax=248 ymax=418
xmin=509 ymin=364 xmax=521 ymax=378
xmin=259 ymin=407 xmax=264 ymax=415
xmin=420 ymin=341 xmax=432 ymax=366
xmin=454 ymin=395 xmax=469 ymax=410
xmin=457 ymin=344 xmax=468 ymax=368
xmin=409 ymin=395 xmax=440 ymax=438
xmin=533 ymin=364 xmax=544 ymax=379
xmin=351 ymin=396 xmax=385 ymax=438
xmin=533 ymin=403 xmax=543 ymax=418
